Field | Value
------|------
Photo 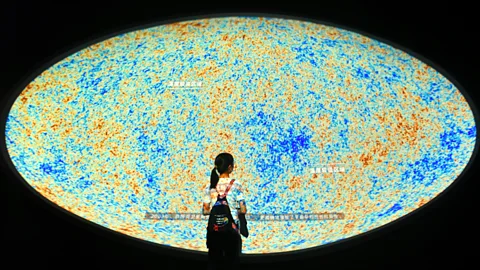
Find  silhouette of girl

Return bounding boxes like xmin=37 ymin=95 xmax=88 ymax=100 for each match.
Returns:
xmin=203 ymin=153 xmax=247 ymax=270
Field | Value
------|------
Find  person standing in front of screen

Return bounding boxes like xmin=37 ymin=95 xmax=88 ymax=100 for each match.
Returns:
xmin=203 ymin=152 xmax=247 ymax=270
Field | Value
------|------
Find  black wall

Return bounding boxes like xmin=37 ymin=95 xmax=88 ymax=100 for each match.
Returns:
xmin=3 ymin=1 xmax=478 ymax=269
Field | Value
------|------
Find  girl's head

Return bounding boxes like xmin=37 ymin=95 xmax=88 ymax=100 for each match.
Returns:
xmin=210 ymin=152 xmax=234 ymax=189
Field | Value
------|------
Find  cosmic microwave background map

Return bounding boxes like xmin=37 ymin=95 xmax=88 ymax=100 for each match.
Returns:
xmin=5 ymin=16 xmax=476 ymax=254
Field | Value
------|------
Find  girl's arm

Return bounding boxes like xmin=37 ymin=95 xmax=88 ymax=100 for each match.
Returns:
xmin=235 ymin=182 xmax=247 ymax=214
xmin=202 ymin=187 xmax=212 ymax=215
xmin=203 ymin=202 xmax=211 ymax=215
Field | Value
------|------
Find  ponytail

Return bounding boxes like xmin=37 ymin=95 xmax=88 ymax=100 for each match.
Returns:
xmin=210 ymin=167 xmax=219 ymax=189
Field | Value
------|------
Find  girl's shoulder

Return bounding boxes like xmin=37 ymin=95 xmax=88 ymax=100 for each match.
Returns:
xmin=222 ymin=178 xmax=243 ymax=188
xmin=205 ymin=178 xmax=244 ymax=189
xmin=233 ymin=178 xmax=242 ymax=185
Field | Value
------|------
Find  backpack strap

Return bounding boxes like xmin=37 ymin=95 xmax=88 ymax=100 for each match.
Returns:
xmin=225 ymin=179 xmax=235 ymax=195
xmin=218 ymin=179 xmax=235 ymax=198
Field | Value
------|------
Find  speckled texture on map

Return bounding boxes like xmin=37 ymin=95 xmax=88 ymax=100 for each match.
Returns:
xmin=5 ymin=16 xmax=477 ymax=254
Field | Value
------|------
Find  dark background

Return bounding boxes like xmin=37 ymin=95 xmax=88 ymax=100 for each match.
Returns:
xmin=2 ymin=1 xmax=478 ymax=269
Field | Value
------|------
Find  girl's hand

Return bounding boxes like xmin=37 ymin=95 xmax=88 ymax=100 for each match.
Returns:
xmin=238 ymin=201 xmax=247 ymax=214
